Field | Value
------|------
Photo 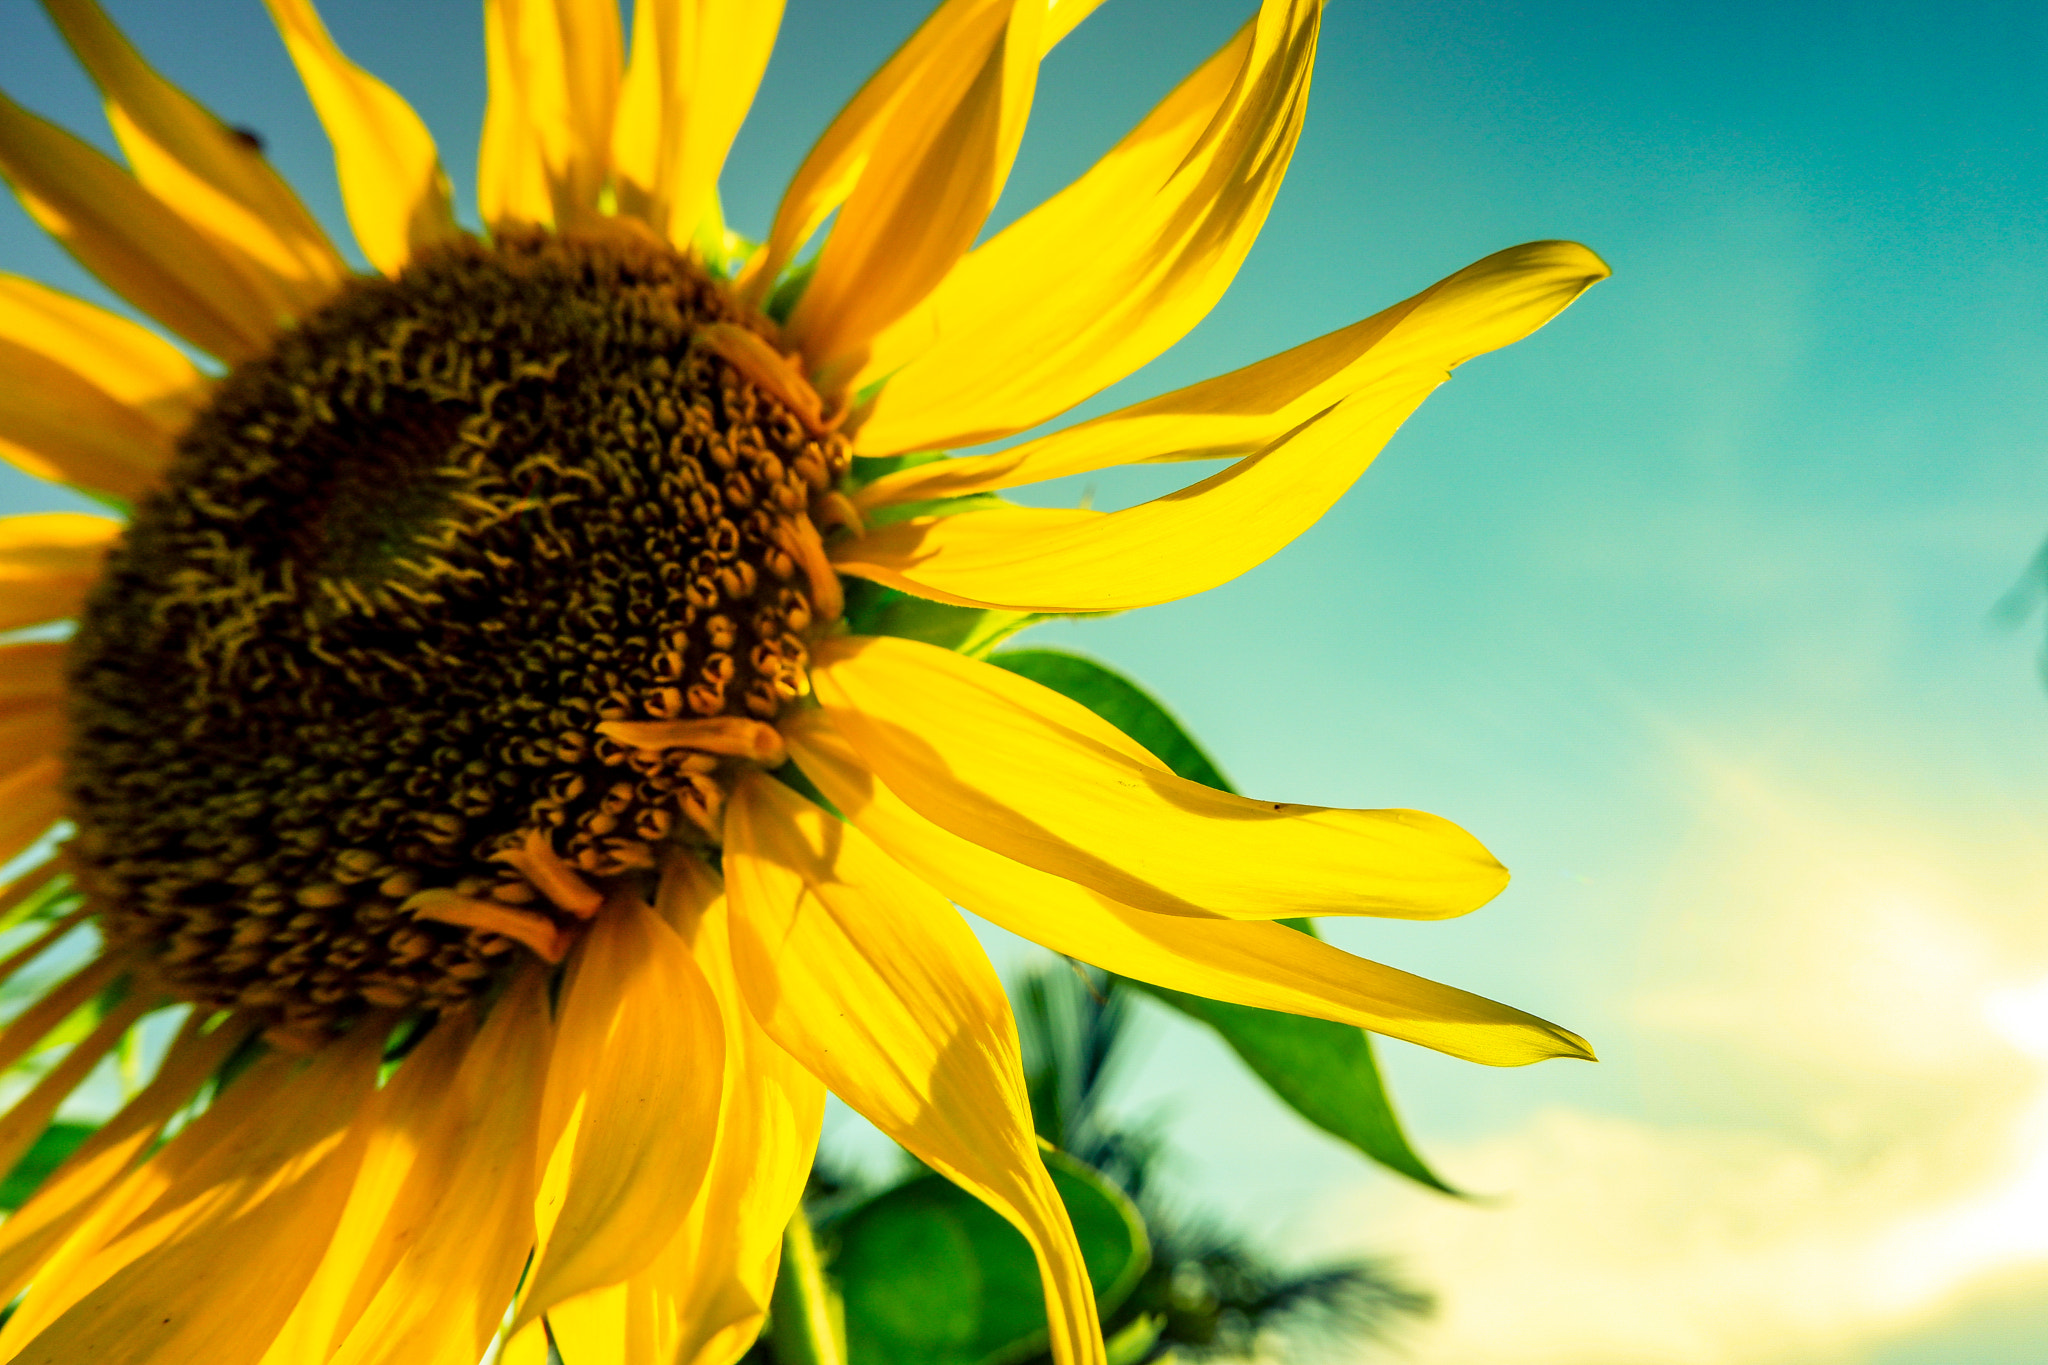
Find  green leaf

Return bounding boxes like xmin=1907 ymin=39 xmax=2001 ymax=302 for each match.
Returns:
xmin=843 ymin=580 xmax=1038 ymax=659
xmin=982 ymin=648 xmax=1461 ymax=1196
xmin=984 ymin=649 xmax=1231 ymax=793
xmin=0 ymin=1121 xmax=92 ymax=1210
xmin=829 ymin=1151 xmax=1149 ymax=1365
xmin=1130 ymin=983 xmax=1463 ymax=1197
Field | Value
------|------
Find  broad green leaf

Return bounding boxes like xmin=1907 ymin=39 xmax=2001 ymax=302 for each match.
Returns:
xmin=1131 ymin=984 xmax=1462 ymax=1196
xmin=985 ymin=649 xmax=1230 ymax=793
xmin=990 ymin=648 xmax=1460 ymax=1195
xmin=829 ymin=1151 xmax=1148 ymax=1365
xmin=0 ymin=1121 xmax=91 ymax=1209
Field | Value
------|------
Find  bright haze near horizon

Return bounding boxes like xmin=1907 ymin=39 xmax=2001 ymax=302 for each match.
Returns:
xmin=1 ymin=1 xmax=2045 ymax=1359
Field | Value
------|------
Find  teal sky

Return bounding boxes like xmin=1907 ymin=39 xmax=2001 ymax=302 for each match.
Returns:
xmin=3 ymin=1 xmax=2046 ymax=1358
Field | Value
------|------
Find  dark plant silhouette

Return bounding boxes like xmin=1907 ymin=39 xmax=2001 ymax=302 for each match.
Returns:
xmin=1013 ymin=962 xmax=1433 ymax=1364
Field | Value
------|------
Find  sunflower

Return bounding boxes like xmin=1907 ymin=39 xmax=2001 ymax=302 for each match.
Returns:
xmin=0 ymin=0 xmax=1603 ymax=1361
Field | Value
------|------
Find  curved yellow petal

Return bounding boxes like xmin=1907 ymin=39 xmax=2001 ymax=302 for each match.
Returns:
xmin=257 ymin=1013 xmax=476 ymax=1365
xmin=0 ymin=88 xmax=277 ymax=362
xmin=0 ymin=995 xmax=153 ymax=1205
xmin=0 ymin=1028 xmax=382 ymax=1364
xmin=480 ymin=0 xmax=623 ymax=230
xmin=611 ymin=0 xmax=783 ymax=251
xmin=788 ymin=712 xmax=1592 ymax=1067
xmin=737 ymin=0 xmax=1100 ymax=310
xmin=545 ymin=854 xmax=824 ymax=1365
xmin=0 ymin=954 xmax=126 ymax=1082
xmin=516 ymin=890 xmax=725 ymax=1327
xmin=0 ymin=513 xmax=121 ymax=633
xmin=0 ymin=312 xmax=187 ymax=501
xmin=785 ymin=0 xmax=1043 ymax=385
xmin=0 ymin=1051 xmax=298 ymax=1349
xmin=724 ymin=770 xmax=1105 ymax=1365
xmin=854 ymin=0 xmax=1316 ymax=454
xmin=858 ymin=262 xmax=1607 ymax=511
xmin=43 ymin=0 xmax=350 ymax=319
xmin=0 ymin=272 xmax=206 ymax=434
xmin=264 ymin=0 xmax=461 ymax=276
xmin=325 ymin=970 xmax=551 ymax=1365
xmin=0 ymin=1015 xmax=253 ymax=1310
xmin=835 ymin=241 xmax=1609 ymax=611
xmin=810 ymin=635 xmax=1507 ymax=921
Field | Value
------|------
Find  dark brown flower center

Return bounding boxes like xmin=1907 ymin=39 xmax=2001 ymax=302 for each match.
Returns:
xmin=63 ymin=228 xmax=848 ymax=1036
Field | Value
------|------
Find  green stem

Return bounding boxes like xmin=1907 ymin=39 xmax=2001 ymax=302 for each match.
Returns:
xmin=770 ymin=1204 xmax=845 ymax=1365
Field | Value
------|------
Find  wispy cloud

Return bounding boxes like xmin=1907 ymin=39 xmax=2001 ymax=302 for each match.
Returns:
xmin=1305 ymin=738 xmax=2048 ymax=1364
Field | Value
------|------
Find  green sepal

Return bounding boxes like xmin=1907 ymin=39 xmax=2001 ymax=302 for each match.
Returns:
xmin=827 ymin=1150 xmax=1150 ymax=1365
xmin=75 ymin=487 xmax=131 ymax=518
xmin=986 ymin=648 xmax=1462 ymax=1196
xmin=841 ymin=580 xmax=1039 ymax=659
xmin=766 ymin=259 xmax=817 ymax=325
xmin=847 ymin=450 xmax=947 ymax=491
xmin=860 ymin=492 xmax=1011 ymax=529
xmin=691 ymin=188 xmax=761 ymax=281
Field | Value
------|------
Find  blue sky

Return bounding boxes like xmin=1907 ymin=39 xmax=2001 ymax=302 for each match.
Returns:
xmin=3 ymin=0 xmax=2046 ymax=1358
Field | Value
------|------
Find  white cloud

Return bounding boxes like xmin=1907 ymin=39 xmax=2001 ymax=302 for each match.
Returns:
xmin=1298 ymin=744 xmax=2048 ymax=1364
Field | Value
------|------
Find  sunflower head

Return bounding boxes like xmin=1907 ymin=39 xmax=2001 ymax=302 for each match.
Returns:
xmin=0 ymin=1 xmax=1607 ymax=1359
xmin=65 ymin=225 xmax=849 ymax=1035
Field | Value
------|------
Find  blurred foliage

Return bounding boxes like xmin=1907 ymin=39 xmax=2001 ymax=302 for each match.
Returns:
xmin=1011 ymin=962 xmax=1433 ymax=1365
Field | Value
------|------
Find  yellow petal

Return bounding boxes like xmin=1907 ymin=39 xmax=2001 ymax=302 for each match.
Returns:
xmin=834 ymin=241 xmax=1610 ymax=611
xmin=0 ymin=758 xmax=63 ymax=869
xmin=0 ymin=342 xmax=172 ymax=504
xmin=257 ymin=1013 xmax=476 ymax=1365
xmin=0 ymin=1051 xmax=300 ymax=1347
xmin=0 ymin=512 xmax=120 ymax=633
xmin=0 ymin=905 xmax=90 ymax=996
xmin=325 ymin=969 xmax=551 ymax=1365
xmin=810 ymin=634 xmax=1508 ymax=921
xmin=664 ymin=853 xmax=824 ymax=1365
xmin=612 ymin=0 xmax=783 ymax=250
xmin=515 ymin=891 xmax=725 ymax=1327
xmin=788 ymin=712 xmax=1592 ymax=1067
xmin=785 ymin=0 xmax=1043 ymax=384
xmin=43 ymin=0 xmax=349 ymax=319
xmin=499 ymin=1324 xmax=549 ymax=1365
xmin=738 ymin=0 xmax=1102 ymax=309
xmin=724 ymin=770 xmax=1105 ymax=1365
xmin=0 ymin=1027 xmax=382 ymax=1364
xmin=0 ymin=859 xmax=63 ymax=939
xmin=0 ymin=645 xmax=71 ymax=710
xmin=0 ymin=953 xmax=126 ymax=1079
xmin=0 ymin=87 xmax=277 ymax=362
xmin=0 ymin=272 xmax=205 ymax=497
xmin=264 ymin=0 xmax=461 ymax=276
xmin=480 ymin=0 xmax=623 ymax=229
xmin=0 ymin=701 xmax=64 ymax=776
xmin=0 ymin=995 xmax=152 ymax=1192
xmin=0 ymin=1014 xmax=253 ymax=1309
xmin=854 ymin=0 xmax=1316 ymax=453
xmin=536 ymin=855 xmax=825 ymax=1365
